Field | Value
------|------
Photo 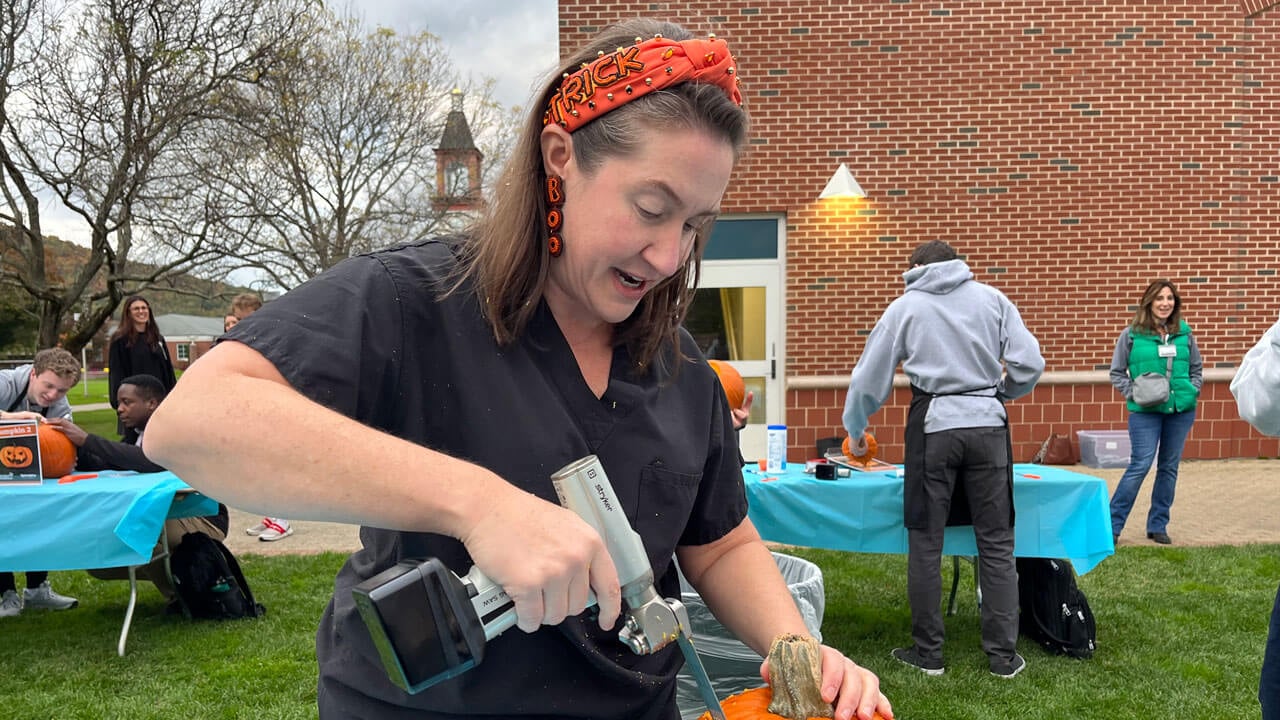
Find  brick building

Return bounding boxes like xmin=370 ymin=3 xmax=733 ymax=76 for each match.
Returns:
xmin=559 ymin=0 xmax=1280 ymax=463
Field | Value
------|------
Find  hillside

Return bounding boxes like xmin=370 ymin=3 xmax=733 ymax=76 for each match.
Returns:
xmin=1 ymin=230 xmax=252 ymax=354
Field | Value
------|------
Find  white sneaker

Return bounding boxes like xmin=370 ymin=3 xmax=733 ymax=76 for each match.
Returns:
xmin=245 ymin=519 xmax=269 ymax=536
xmin=258 ymin=518 xmax=294 ymax=542
xmin=0 ymin=590 xmax=21 ymax=617
xmin=23 ymin=581 xmax=78 ymax=610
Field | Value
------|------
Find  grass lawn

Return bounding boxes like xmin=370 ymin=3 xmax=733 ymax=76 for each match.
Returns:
xmin=1 ymin=545 xmax=1273 ymax=717
xmin=68 ymin=408 xmax=119 ymax=439
xmin=65 ymin=376 xmax=111 ymax=406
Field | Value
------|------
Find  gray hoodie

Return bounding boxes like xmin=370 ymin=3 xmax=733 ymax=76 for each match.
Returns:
xmin=842 ymin=258 xmax=1044 ymax=436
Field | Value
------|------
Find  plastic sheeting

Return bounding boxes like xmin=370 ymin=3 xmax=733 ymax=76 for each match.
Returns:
xmin=674 ymin=552 xmax=825 ymax=719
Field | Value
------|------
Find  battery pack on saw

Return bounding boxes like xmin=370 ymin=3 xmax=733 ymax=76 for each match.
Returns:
xmin=352 ymin=557 xmax=507 ymax=694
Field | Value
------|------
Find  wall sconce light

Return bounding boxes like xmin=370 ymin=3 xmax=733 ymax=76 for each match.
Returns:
xmin=818 ymin=163 xmax=867 ymax=200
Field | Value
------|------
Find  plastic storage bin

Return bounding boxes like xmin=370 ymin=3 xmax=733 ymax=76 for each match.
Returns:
xmin=1077 ymin=429 xmax=1131 ymax=468
xmin=674 ymin=552 xmax=825 ymax=719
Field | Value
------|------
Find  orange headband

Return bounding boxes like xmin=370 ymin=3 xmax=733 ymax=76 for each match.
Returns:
xmin=544 ymin=33 xmax=742 ymax=133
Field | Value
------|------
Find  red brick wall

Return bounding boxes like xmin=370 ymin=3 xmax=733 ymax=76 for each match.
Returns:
xmin=559 ymin=1 xmax=1280 ymax=461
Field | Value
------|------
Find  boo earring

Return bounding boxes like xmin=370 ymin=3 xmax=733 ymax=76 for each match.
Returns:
xmin=546 ymin=174 xmax=564 ymax=257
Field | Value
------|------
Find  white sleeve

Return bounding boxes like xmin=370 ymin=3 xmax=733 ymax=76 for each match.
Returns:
xmin=1230 ymin=316 xmax=1280 ymax=437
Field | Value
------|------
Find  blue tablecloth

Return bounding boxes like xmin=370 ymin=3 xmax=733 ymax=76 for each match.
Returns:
xmin=745 ymin=463 xmax=1114 ymax=574
xmin=0 ymin=471 xmax=220 ymax=572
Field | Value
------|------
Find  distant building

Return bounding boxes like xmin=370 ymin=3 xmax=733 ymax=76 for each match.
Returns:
xmin=154 ymin=314 xmax=225 ymax=370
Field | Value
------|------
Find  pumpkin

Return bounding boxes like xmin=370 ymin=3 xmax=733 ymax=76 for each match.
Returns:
xmin=0 ymin=444 xmax=34 ymax=468
xmin=37 ymin=423 xmax=77 ymax=478
xmin=708 ymin=359 xmax=746 ymax=410
xmin=697 ymin=634 xmax=888 ymax=720
xmin=842 ymin=432 xmax=878 ymax=467
xmin=698 ymin=687 xmax=887 ymax=720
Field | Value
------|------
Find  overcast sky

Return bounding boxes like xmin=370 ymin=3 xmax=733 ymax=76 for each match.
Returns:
xmin=358 ymin=0 xmax=560 ymax=108
xmin=39 ymin=0 xmax=560 ymax=248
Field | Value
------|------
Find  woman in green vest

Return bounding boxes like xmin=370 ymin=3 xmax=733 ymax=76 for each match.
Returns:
xmin=1108 ymin=280 xmax=1203 ymax=545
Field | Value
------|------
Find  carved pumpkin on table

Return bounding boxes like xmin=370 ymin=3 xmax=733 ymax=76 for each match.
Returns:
xmin=0 ymin=444 xmax=34 ymax=468
xmin=708 ymin=359 xmax=746 ymax=411
xmin=698 ymin=635 xmax=889 ymax=720
xmin=36 ymin=423 xmax=77 ymax=478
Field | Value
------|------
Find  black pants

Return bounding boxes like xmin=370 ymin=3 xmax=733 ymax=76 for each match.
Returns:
xmin=906 ymin=426 xmax=1018 ymax=665
xmin=0 ymin=571 xmax=49 ymax=593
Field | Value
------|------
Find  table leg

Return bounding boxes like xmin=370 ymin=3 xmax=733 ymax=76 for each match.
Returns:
xmin=117 ymin=532 xmax=173 ymax=655
xmin=947 ymin=556 xmax=961 ymax=615
xmin=946 ymin=556 xmax=982 ymax=616
xmin=117 ymin=565 xmax=139 ymax=656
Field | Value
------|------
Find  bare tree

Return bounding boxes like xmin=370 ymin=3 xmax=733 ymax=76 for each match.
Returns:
xmin=0 ymin=0 xmax=311 ymax=352
xmin=212 ymin=8 xmax=518 ymax=290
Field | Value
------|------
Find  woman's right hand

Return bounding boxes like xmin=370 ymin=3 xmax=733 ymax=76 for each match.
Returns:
xmin=459 ymin=485 xmax=623 ymax=634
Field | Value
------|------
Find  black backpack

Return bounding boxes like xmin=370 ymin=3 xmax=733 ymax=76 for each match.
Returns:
xmin=1016 ymin=557 xmax=1096 ymax=659
xmin=170 ymin=532 xmax=266 ymax=620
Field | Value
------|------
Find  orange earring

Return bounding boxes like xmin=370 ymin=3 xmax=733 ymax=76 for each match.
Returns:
xmin=546 ymin=175 xmax=564 ymax=257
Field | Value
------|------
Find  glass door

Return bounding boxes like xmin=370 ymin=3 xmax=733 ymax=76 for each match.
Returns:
xmin=687 ymin=261 xmax=783 ymax=461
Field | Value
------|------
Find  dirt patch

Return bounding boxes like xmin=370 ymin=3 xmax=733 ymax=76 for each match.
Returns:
xmin=220 ymin=458 xmax=1280 ymax=558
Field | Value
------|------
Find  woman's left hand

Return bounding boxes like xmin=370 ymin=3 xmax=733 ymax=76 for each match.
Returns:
xmin=762 ymin=644 xmax=893 ymax=720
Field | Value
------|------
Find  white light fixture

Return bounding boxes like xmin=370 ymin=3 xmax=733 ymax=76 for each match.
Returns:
xmin=818 ymin=163 xmax=867 ymax=199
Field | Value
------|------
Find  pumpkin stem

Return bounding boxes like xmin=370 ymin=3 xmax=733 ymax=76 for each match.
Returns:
xmin=766 ymin=634 xmax=834 ymax=719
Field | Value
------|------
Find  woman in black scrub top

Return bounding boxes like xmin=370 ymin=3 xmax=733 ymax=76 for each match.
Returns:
xmin=146 ymin=18 xmax=892 ymax=720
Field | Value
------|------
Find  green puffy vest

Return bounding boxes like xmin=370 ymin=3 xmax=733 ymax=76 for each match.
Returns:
xmin=1126 ymin=319 xmax=1198 ymax=413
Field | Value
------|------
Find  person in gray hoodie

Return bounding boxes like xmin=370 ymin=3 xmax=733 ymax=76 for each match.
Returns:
xmin=0 ymin=348 xmax=82 ymax=617
xmin=843 ymin=240 xmax=1044 ymax=679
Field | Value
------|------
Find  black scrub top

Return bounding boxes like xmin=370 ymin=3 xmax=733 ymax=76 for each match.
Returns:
xmin=224 ymin=238 xmax=748 ymax=719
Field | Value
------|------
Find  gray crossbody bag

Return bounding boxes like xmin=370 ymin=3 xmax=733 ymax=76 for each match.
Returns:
xmin=1131 ymin=354 xmax=1173 ymax=408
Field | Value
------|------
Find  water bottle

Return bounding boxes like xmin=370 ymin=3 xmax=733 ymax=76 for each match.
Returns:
xmin=766 ymin=424 xmax=787 ymax=472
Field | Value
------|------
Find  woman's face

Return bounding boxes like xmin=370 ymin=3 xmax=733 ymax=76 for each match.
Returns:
xmin=545 ymin=125 xmax=735 ymax=336
xmin=1151 ymin=287 xmax=1176 ymax=322
xmin=129 ymin=300 xmax=151 ymax=328
xmin=224 ymin=314 xmax=239 ymax=332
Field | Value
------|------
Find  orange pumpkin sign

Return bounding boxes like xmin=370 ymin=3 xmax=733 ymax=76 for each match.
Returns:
xmin=0 ymin=444 xmax=34 ymax=468
xmin=708 ymin=359 xmax=746 ymax=411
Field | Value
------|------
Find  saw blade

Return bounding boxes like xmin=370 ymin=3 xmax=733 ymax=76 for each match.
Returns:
xmin=675 ymin=632 xmax=726 ymax=720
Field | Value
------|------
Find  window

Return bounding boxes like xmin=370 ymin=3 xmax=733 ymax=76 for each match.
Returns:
xmin=176 ymin=344 xmax=190 ymax=362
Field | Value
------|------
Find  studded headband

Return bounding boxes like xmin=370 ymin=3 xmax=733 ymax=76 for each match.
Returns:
xmin=543 ymin=33 xmax=742 ymax=133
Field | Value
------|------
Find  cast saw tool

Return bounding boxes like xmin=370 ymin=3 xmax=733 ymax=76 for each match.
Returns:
xmin=353 ymin=454 xmax=727 ymax=720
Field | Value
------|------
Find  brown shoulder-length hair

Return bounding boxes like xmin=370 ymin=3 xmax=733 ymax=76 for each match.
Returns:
xmin=110 ymin=295 xmax=164 ymax=348
xmin=1131 ymin=279 xmax=1183 ymax=334
xmin=454 ymin=18 xmax=750 ymax=372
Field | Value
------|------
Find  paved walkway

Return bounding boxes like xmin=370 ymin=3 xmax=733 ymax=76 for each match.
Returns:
xmin=220 ymin=458 xmax=1280 ymax=557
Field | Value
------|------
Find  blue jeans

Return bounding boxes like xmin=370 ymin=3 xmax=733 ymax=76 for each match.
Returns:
xmin=1109 ymin=408 xmax=1196 ymax=536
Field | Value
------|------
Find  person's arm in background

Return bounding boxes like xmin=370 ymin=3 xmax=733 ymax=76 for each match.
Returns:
xmin=0 ymin=367 xmax=22 ymax=411
xmin=996 ymin=299 xmax=1044 ymax=401
xmin=107 ymin=337 xmax=126 ymax=409
xmin=731 ymin=391 xmax=753 ymax=431
xmin=842 ymin=308 xmax=903 ymax=439
xmin=1187 ymin=331 xmax=1204 ymax=391
xmin=158 ymin=336 xmax=177 ymax=388
xmin=1231 ymin=315 xmax=1280 ymax=436
xmin=47 ymin=418 xmax=162 ymax=473
xmin=1109 ymin=327 xmax=1134 ymax=399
